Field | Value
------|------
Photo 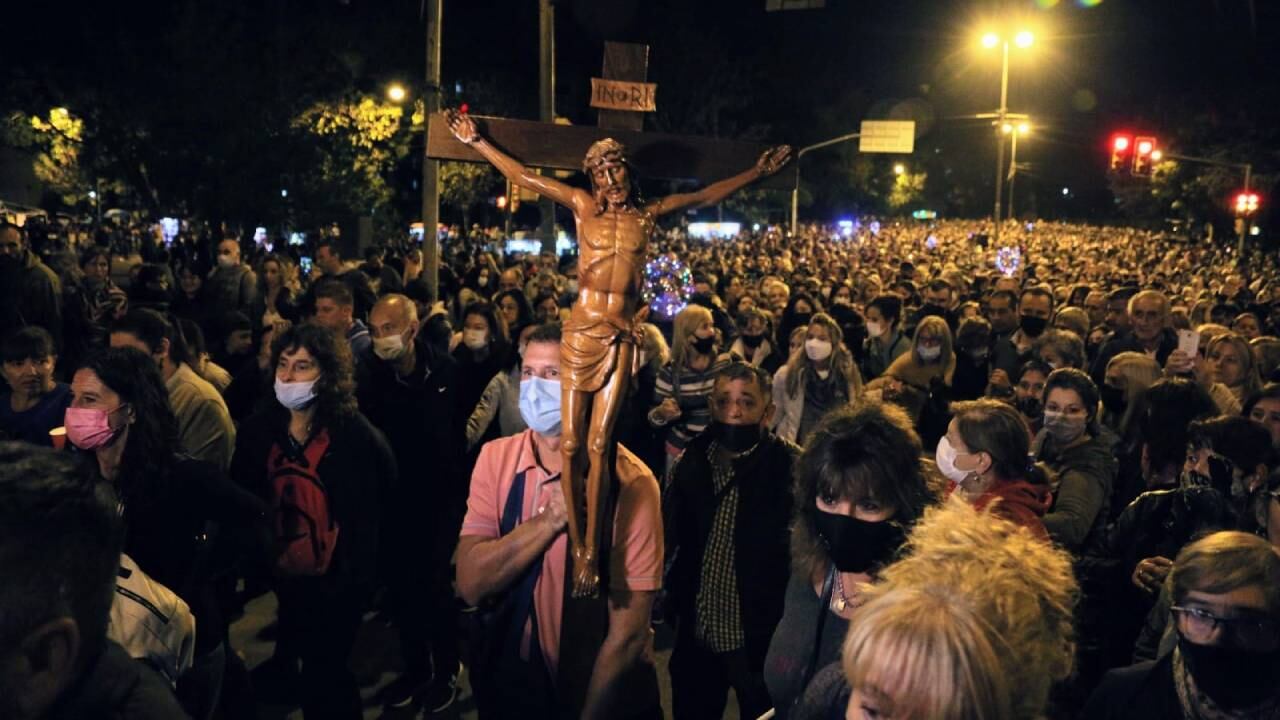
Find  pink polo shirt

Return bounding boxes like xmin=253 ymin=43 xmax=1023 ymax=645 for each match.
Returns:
xmin=460 ymin=430 xmax=663 ymax=675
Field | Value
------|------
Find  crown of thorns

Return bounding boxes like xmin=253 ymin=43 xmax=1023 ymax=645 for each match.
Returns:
xmin=583 ymin=138 xmax=629 ymax=173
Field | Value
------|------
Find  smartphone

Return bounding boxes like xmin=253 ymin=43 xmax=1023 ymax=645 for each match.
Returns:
xmin=300 ymin=256 xmax=313 ymax=276
xmin=1177 ymin=329 xmax=1200 ymax=357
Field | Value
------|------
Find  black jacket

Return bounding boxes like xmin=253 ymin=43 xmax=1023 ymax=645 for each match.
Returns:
xmin=664 ymin=429 xmax=799 ymax=667
xmin=1083 ymin=655 xmax=1181 ymax=720
xmin=232 ymin=408 xmax=397 ymax=590
xmin=47 ymin=641 xmax=191 ymax=720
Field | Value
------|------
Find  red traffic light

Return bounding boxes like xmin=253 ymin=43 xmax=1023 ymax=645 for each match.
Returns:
xmin=1109 ymin=135 xmax=1133 ymax=172
xmin=1132 ymin=136 xmax=1157 ymax=176
xmin=1135 ymin=139 xmax=1153 ymax=156
xmin=1113 ymin=136 xmax=1131 ymax=151
xmin=1235 ymin=192 xmax=1261 ymax=214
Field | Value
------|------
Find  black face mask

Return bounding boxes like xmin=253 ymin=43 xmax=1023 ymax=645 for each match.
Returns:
xmin=740 ymin=333 xmax=766 ymax=350
xmin=1015 ymin=395 xmax=1043 ymax=419
xmin=709 ymin=421 xmax=763 ymax=453
xmin=1180 ymin=638 xmax=1280 ymax=709
xmin=792 ymin=312 xmax=813 ymax=327
xmin=813 ymin=509 xmax=906 ymax=574
xmin=691 ymin=335 xmax=715 ymax=355
xmin=919 ymin=303 xmax=948 ymax=320
xmin=1100 ymin=385 xmax=1126 ymax=415
xmin=1020 ymin=315 xmax=1049 ymax=337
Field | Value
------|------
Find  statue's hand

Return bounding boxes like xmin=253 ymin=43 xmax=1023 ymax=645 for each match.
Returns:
xmin=445 ymin=108 xmax=480 ymax=145
xmin=756 ymin=145 xmax=793 ymax=176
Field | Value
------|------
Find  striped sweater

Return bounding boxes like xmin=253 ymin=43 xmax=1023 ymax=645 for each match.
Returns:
xmin=650 ymin=353 xmax=733 ymax=452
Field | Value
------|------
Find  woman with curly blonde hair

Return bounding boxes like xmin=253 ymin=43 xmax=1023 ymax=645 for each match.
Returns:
xmin=799 ymin=500 xmax=1077 ymax=720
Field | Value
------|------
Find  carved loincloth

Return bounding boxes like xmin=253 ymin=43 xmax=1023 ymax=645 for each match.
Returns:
xmin=562 ymin=315 xmax=633 ymax=392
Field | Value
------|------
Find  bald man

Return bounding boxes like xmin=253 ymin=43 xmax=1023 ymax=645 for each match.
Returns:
xmin=363 ymin=294 xmax=466 ymax=709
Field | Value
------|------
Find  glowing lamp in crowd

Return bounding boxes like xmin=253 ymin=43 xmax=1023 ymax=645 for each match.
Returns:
xmin=1014 ymin=30 xmax=1035 ymax=48
xmin=1251 ymin=225 xmax=1261 ymax=237
xmin=644 ymin=254 xmax=695 ymax=320
xmin=995 ymin=246 xmax=1022 ymax=277
xmin=386 ymin=83 xmax=407 ymax=103
xmin=982 ymin=32 xmax=1000 ymax=49
xmin=893 ymin=163 xmax=906 ymax=175
xmin=496 ymin=195 xmax=508 ymax=210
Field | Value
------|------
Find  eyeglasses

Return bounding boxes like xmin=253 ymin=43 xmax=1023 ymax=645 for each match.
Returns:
xmin=1171 ymin=605 xmax=1280 ymax=647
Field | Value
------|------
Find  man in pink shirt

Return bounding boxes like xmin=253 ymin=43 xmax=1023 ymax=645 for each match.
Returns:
xmin=458 ymin=323 xmax=663 ymax=719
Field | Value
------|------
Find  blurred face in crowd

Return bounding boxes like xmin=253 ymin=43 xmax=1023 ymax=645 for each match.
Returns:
xmin=1084 ymin=291 xmax=1107 ymax=327
xmin=464 ymin=313 xmax=491 ymax=345
xmin=82 ymin=253 xmax=110 ymax=283
xmin=1250 ymin=398 xmax=1280 ymax=449
xmin=790 ymin=329 xmax=807 ymax=357
xmin=499 ymin=269 xmax=522 ymax=292
xmin=498 ymin=295 xmax=520 ymax=327
xmin=1015 ymin=370 xmax=1047 ymax=405
xmin=987 ymin=295 xmax=1017 ymax=334
xmin=262 ymin=260 xmax=282 ymax=290
xmin=217 ymin=239 xmax=240 ymax=266
xmin=2 ymin=353 xmax=55 ymax=399
xmin=536 ymin=296 xmax=559 ymax=323
xmin=1207 ymin=342 xmax=1247 ymax=388
xmin=766 ymin=284 xmax=789 ymax=313
xmin=1105 ymin=296 xmax=1132 ymax=333
xmin=1039 ymin=345 xmax=1067 ymax=370
xmin=794 ymin=299 xmax=814 ymax=316
xmin=0 ymin=227 xmax=25 ymax=264
xmin=315 ymin=245 xmax=342 ymax=275
xmin=736 ymin=295 xmax=756 ymax=315
xmin=832 ymin=286 xmax=853 ymax=306
xmin=225 ymin=329 xmax=253 ymax=357
xmin=1234 ymin=314 xmax=1262 ymax=341
xmin=1129 ymin=295 xmax=1168 ymax=345
xmin=993 ymin=276 xmax=1019 ymax=294
xmin=725 ymin=275 xmax=745 ymax=303
xmin=710 ymin=375 xmax=772 ymax=429
xmin=277 ymin=346 xmax=321 ymax=385
xmin=179 ymin=267 xmax=202 ymax=297
xmin=1044 ymin=387 xmax=1089 ymax=429
xmin=1019 ymin=293 xmax=1052 ymax=322
xmin=313 ymin=297 xmax=353 ymax=332
xmin=1174 ymin=582 xmax=1274 ymax=653
xmin=924 ymin=286 xmax=952 ymax=310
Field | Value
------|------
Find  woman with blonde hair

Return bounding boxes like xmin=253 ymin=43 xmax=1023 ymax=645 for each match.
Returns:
xmin=649 ymin=304 xmax=731 ymax=467
xmin=770 ymin=312 xmax=863 ymax=444
xmin=1205 ymin=332 xmax=1263 ymax=406
xmin=884 ymin=315 xmax=955 ymax=389
xmin=830 ymin=501 xmax=1077 ymax=720
xmin=1101 ymin=351 xmax=1163 ymax=436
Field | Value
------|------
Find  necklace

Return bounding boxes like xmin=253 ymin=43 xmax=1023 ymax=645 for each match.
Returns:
xmin=831 ymin=571 xmax=853 ymax=613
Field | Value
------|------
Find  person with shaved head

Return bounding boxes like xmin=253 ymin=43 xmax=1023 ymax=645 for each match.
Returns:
xmin=362 ymin=293 xmax=466 ymax=711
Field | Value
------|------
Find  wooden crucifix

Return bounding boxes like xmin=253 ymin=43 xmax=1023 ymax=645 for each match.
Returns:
xmin=431 ymin=50 xmax=791 ymax=605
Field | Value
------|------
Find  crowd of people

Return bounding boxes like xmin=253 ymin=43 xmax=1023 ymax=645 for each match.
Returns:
xmin=3 ymin=211 xmax=1280 ymax=720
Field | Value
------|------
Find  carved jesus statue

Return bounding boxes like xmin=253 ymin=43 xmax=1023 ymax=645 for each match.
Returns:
xmin=447 ymin=108 xmax=791 ymax=596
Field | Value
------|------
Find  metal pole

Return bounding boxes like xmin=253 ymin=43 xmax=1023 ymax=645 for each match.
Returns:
xmin=421 ymin=0 xmax=442 ymax=301
xmin=538 ymin=0 xmax=556 ymax=254
xmin=992 ymin=40 xmax=1009 ymax=248
xmin=790 ymin=131 xmax=862 ymax=237
xmin=1007 ymin=131 xmax=1018 ymax=221
xmin=1240 ymin=163 xmax=1252 ymax=256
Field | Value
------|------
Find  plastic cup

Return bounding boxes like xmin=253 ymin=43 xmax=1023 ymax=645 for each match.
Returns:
xmin=49 ymin=426 xmax=67 ymax=451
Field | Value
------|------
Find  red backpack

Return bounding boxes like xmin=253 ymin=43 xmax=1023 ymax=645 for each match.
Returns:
xmin=267 ymin=429 xmax=339 ymax=576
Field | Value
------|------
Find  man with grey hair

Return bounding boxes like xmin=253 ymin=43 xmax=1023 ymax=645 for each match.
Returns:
xmin=1090 ymin=289 xmax=1176 ymax=385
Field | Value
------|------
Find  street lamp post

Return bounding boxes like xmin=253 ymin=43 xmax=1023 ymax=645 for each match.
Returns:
xmin=982 ymin=29 xmax=1032 ymax=248
xmin=1004 ymin=122 xmax=1030 ymax=221
xmin=790 ymin=130 xmax=863 ymax=237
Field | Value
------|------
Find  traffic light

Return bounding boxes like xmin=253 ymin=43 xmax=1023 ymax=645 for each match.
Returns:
xmin=1132 ymin=136 xmax=1157 ymax=176
xmin=1109 ymin=135 xmax=1131 ymax=172
xmin=1235 ymin=192 xmax=1260 ymax=215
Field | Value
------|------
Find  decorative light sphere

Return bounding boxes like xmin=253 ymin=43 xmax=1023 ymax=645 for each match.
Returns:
xmin=643 ymin=254 xmax=695 ymax=321
xmin=995 ymin=246 xmax=1022 ymax=277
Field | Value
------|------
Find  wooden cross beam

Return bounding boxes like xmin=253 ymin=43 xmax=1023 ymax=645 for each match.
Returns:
xmin=426 ymin=112 xmax=791 ymax=190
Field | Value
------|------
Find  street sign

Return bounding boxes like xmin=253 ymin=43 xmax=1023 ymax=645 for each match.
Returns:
xmin=859 ymin=120 xmax=916 ymax=154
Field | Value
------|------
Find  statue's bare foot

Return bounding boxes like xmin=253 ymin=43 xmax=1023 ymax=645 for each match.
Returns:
xmin=572 ymin=546 xmax=600 ymax=598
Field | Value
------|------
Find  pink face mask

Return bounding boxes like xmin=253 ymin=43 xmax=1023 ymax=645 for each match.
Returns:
xmin=65 ymin=406 xmax=124 ymax=450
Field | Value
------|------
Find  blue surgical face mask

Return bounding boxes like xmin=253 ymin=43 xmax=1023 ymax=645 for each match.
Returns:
xmin=519 ymin=376 xmax=562 ymax=436
xmin=274 ymin=377 xmax=318 ymax=411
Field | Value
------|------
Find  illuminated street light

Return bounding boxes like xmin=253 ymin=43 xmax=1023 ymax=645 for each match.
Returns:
xmin=893 ymin=163 xmax=906 ymax=175
xmin=1014 ymin=30 xmax=1035 ymax=48
xmin=1002 ymin=122 xmax=1014 ymax=134
xmin=1017 ymin=122 xmax=1030 ymax=135
xmin=982 ymin=32 xmax=1000 ymax=49
xmin=1150 ymin=149 xmax=1163 ymax=162
xmin=386 ymin=83 xmax=407 ymax=103
xmin=979 ymin=26 xmax=1038 ymax=246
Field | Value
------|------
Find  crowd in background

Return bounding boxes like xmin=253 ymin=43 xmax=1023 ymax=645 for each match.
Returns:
xmin=3 ymin=212 xmax=1280 ymax=719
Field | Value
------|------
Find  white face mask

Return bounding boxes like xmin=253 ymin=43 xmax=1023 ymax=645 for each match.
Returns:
xmin=373 ymin=329 xmax=410 ymax=361
xmin=217 ymin=254 xmax=237 ymax=269
xmin=866 ymin=321 xmax=885 ymax=339
xmin=463 ymin=328 xmax=488 ymax=350
xmin=918 ymin=345 xmax=942 ymax=362
xmin=805 ymin=338 xmax=833 ymax=361
xmin=935 ymin=435 xmax=976 ymax=485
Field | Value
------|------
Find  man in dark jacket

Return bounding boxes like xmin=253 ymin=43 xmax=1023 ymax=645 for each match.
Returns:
xmin=664 ymin=362 xmax=799 ymax=720
xmin=203 ymin=237 xmax=258 ymax=318
xmin=1084 ymin=531 xmax=1280 ymax=719
xmin=362 ymin=294 xmax=464 ymax=712
xmin=0 ymin=221 xmax=63 ymax=351
xmin=0 ymin=442 xmax=190 ymax=720
xmin=1090 ymin=289 xmax=1176 ymax=385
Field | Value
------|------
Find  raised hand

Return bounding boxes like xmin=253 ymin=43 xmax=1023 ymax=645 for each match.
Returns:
xmin=756 ymin=145 xmax=793 ymax=176
xmin=444 ymin=108 xmax=480 ymax=145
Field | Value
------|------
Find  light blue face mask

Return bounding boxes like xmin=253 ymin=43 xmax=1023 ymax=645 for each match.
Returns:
xmin=519 ymin=376 xmax=562 ymax=436
xmin=274 ymin=377 xmax=318 ymax=411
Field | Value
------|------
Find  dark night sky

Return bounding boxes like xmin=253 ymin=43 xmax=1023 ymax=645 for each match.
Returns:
xmin=4 ymin=0 xmax=1276 ymax=222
